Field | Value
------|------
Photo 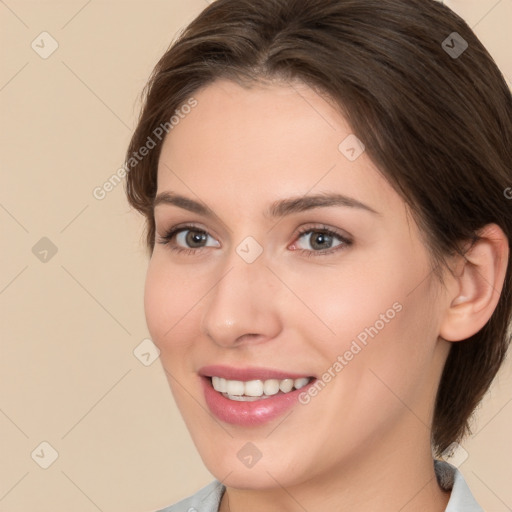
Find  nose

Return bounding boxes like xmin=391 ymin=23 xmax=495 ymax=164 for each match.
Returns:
xmin=200 ymin=251 xmax=283 ymax=348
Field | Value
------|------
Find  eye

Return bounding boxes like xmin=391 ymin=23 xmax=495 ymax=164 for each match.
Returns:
xmin=290 ymin=225 xmax=353 ymax=257
xmin=156 ymin=223 xmax=220 ymax=254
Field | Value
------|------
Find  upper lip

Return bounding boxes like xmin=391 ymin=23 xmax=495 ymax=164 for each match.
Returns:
xmin=199 ymin=365 xmax=314 ymax=381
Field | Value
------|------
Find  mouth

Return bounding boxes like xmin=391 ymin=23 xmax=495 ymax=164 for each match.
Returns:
xmin=199 ymin=365 xmax=317 ymax=426
xmin=209 ymin=375 xmax=312 ymax=401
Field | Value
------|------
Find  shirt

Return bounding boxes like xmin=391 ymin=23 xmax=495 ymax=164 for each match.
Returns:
xmin=155 ymin=460 xmax=483 ymax=512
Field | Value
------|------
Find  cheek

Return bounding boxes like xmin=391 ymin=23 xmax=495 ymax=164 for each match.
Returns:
xmin=287 ymin=254 xmax=405 ymax=352
xmin=143 ymin=257 xmax=198 ymax=355
xmin=143 ymin=259 xmax=205 ymax=413
xmin=293 ymin=245 xmax=434 ymax=385
xmin=318 ymin=263 xmax=438 ymax=424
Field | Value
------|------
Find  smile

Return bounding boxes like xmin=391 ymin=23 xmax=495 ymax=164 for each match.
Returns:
xmin=211 ymin=376 xmax=311 ymax=401
xmin=199 ymin=365 xmax=317 ymax=426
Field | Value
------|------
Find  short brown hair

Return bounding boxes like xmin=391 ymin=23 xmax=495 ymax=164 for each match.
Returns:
xmin=124 ymin=0 xmax=512 ymax=455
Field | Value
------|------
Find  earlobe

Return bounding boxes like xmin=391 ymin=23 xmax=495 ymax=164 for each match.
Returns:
xmin=439 ymin=223 xmax=509 ymax=342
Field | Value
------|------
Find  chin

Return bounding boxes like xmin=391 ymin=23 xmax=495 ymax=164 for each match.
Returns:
xmin=197 ymin=445 xmax=309 ymax=490
xmin=209 ymin=465 xmax=296 ymax=490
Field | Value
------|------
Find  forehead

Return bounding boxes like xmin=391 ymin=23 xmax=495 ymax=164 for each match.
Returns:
xmin=156 ymin=78 xmax=400 ymax=217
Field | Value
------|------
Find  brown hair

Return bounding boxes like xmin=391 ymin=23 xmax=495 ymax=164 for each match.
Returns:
xmin=124 ymin=0 xmax=512 ymax=456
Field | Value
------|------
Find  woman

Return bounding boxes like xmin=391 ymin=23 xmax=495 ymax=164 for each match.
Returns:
xmin=124 ymin=0 xmax=512 ymax=510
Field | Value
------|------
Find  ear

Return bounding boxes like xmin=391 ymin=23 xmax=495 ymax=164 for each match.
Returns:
xmin=439 ymin=223 xmax=509 ymax=342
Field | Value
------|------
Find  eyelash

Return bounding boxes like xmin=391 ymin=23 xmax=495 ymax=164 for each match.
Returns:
xmin=156 ymin=223 xmax=353 ymax=258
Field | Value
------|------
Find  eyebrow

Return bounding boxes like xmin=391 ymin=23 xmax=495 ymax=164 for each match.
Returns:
xmin=153 ymin=191 xmax=380 ymax=218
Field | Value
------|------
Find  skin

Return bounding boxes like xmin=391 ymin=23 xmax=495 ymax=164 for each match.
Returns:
xmin=145 ymin=78 xmax=509 ymax=512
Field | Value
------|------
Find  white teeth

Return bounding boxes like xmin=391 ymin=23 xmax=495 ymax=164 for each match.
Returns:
xmin=218 ymin=377 xmax=227 ymax=393
xmin=225 ymin=380 xmax=245 ymax=396
xmin=263 ymin=379 xmax=280 ymax=395
xmin=211 ymin=376 xmax=227 ymax=393
xmin=210 ymin=376 xmax=312 ymax=399
xmin=294 ymin=377 xmax=309 ymax=389
xmin=279 ymin=378 xmax=294 ymax=393
xmin=245 ymin=380 xmax=264 ymax=397
xmin=225 ymin=394 xmax=265 ymax=402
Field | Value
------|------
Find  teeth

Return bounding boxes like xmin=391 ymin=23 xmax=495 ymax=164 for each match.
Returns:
xmin=263 ymin=379 xmax=280 ymax=395
xmin=211 ymin=376 xmax=227 ymax=393
xmin=294 ymin=377 xmax=309 ymax=390
xmin=211 ymin=376 xmax=312 ymax=399
xmin=225 ymin=380 xmax=245 ymax=396
xmin=245 ymin=380 xmax=264 ymax=397
xmin=279 ymin=379 xmax=294 ymax=393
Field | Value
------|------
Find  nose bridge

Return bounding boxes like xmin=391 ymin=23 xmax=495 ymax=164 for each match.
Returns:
xmin=200 ymin=240 xmax=281 ymax=347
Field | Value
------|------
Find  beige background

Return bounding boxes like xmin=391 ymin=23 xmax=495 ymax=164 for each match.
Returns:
xmin=1 ymin=1 xmax=511 ymax=511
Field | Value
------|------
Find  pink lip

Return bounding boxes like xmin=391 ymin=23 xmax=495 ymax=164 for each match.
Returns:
xmin=199 ymin=365 xmax=316 ymax=427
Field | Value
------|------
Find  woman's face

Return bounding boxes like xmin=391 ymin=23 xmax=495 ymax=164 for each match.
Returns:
xmin=145 ymin=78 xmax=451 ymax=489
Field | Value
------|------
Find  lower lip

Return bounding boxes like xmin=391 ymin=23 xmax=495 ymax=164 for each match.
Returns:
xmin=201 ymin=376 xmax=316 ymax=426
